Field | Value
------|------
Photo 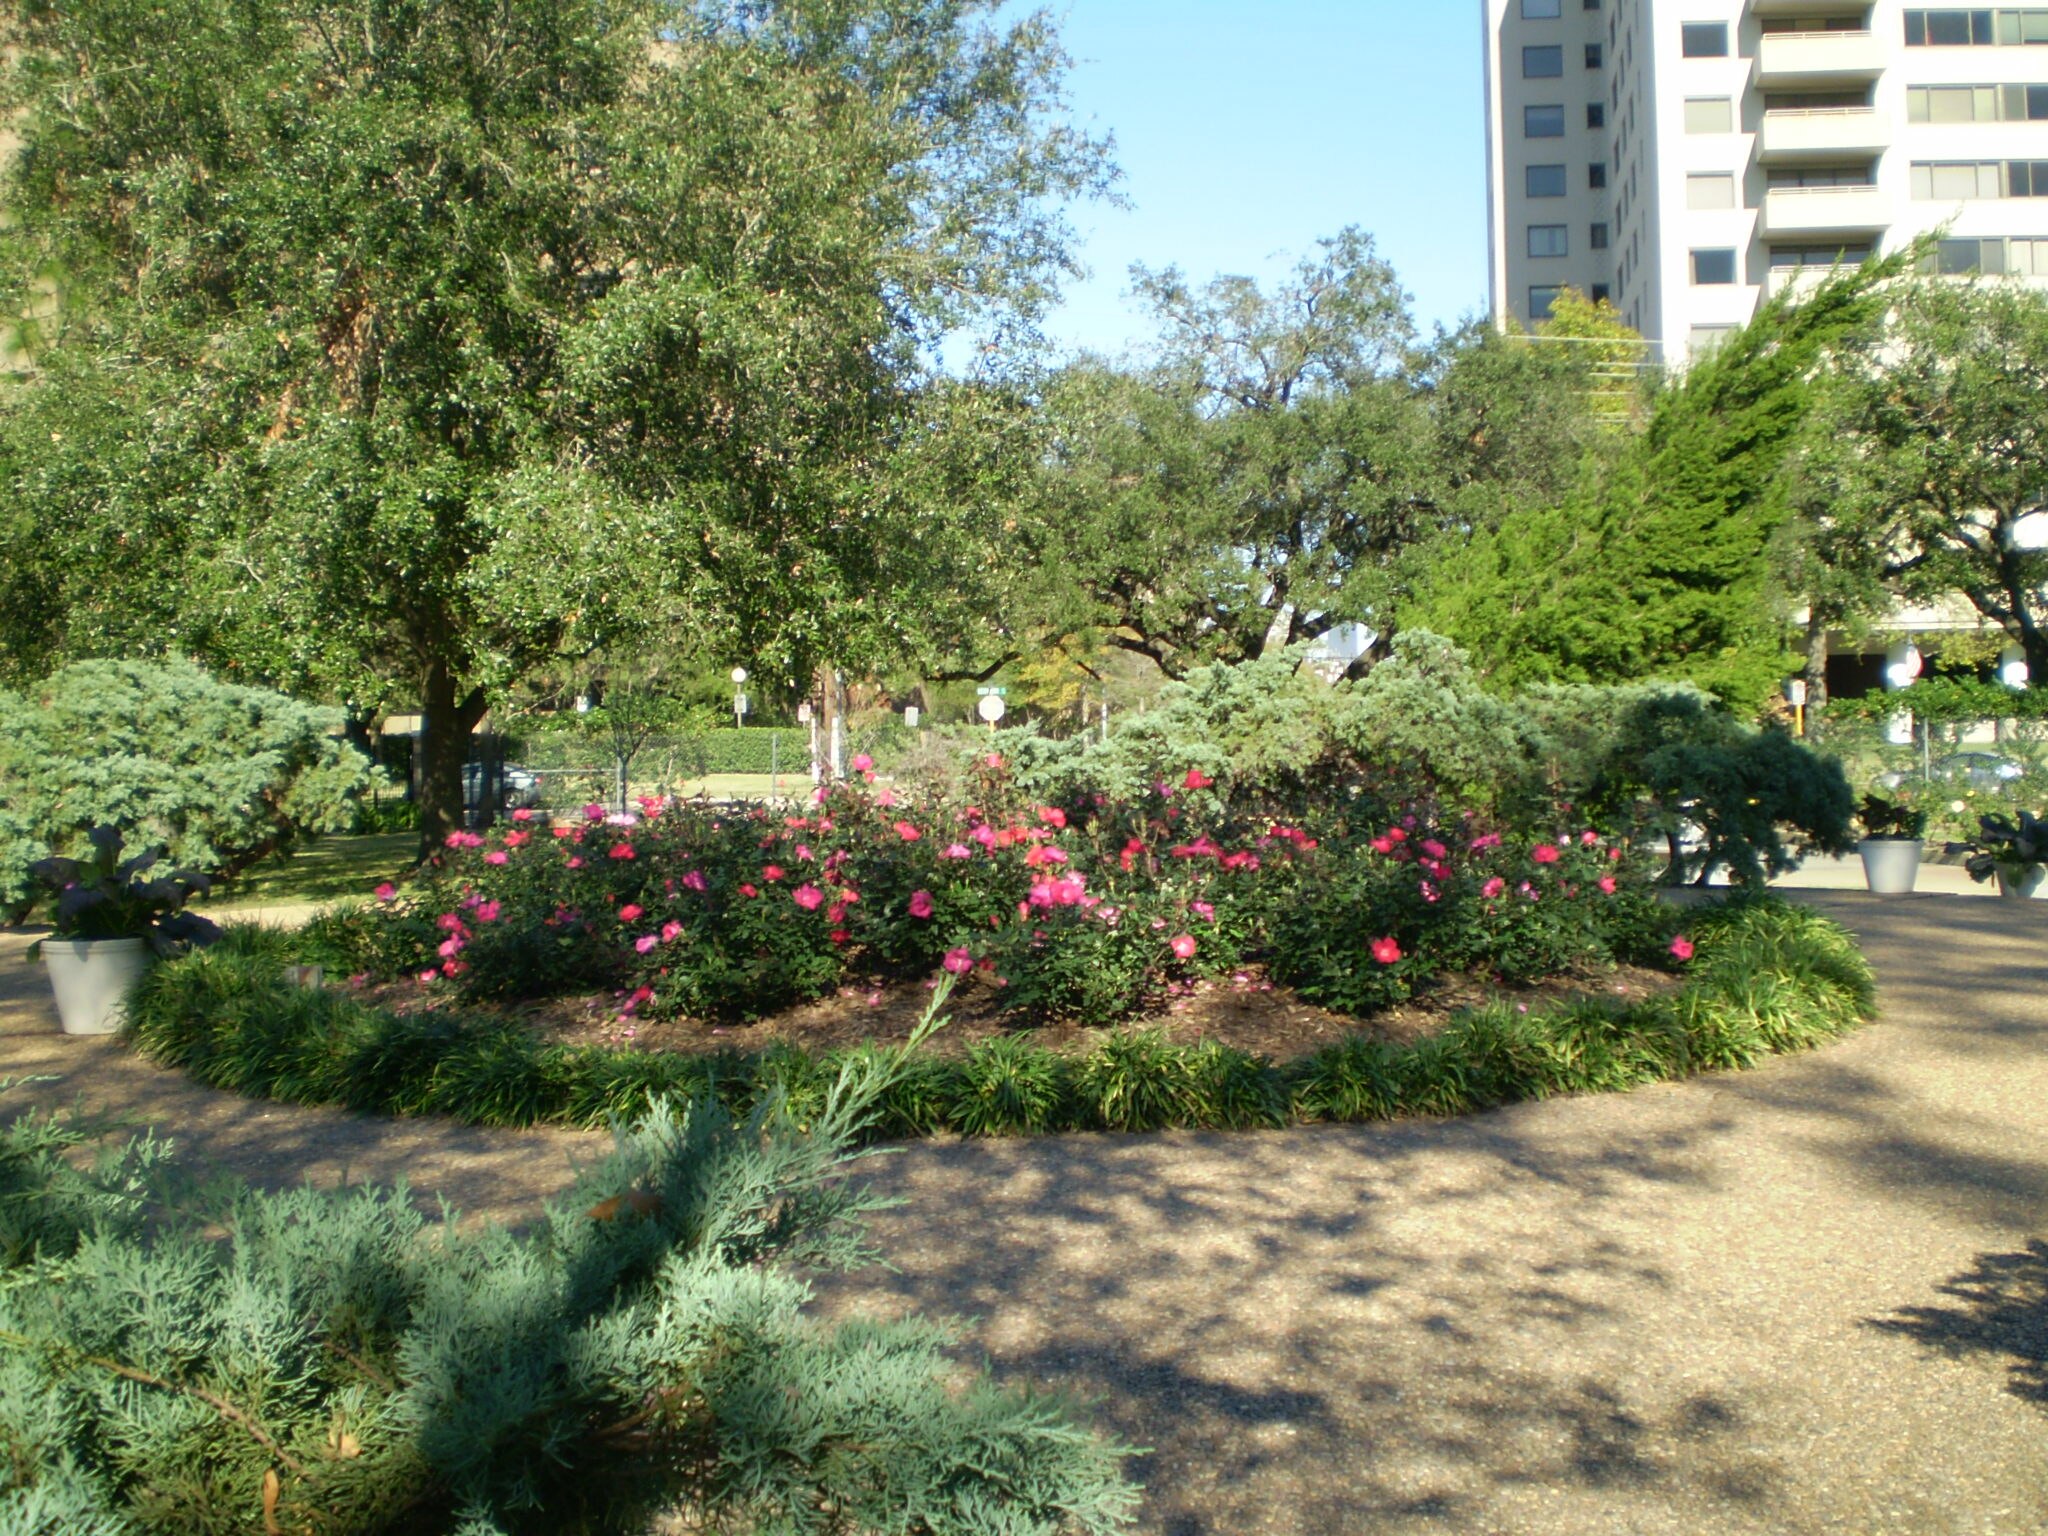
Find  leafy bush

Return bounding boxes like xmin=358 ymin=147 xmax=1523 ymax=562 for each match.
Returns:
xmin=0 ymin=1043 xmax=1140 ymax=1533
xmin=0 ymin=660 xmax=376 ymax=910
xmin=323 ymin=759 xmax=1676 ymax=1035
xmin=1521 ymin=683 xmax=1856 ymax=884
xmin=129 ymin=900 xmax=1874 ymax=1146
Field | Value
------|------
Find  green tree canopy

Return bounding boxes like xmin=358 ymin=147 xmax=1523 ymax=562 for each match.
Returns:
xmin=1401 ymin=260 xmax=1901 ymax=710
xmin=0 ymin=0 xmax=1109 ymax=846
xmin=1797 ymin=276 xmax=2048 ymax=683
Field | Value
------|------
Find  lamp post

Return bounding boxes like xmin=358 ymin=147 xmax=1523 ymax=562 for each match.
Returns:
xmin=730 ymin=667 xmax=748 ymax=732
xmin=1786 ymin=678 xmax=1808 ymax=739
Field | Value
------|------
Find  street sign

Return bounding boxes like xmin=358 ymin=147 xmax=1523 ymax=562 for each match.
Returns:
xmin=976 ymin=694 xmax=1006 ymax=724
xmin=975 ymin=685 xmax=1008 ymax=697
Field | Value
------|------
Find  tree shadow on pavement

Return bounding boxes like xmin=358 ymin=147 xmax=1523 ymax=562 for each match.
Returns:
xmin=1871 ymin=1239 xmax=2048 ymax=1410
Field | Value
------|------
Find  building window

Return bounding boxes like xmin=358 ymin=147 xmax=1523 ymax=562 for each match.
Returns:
xmin=1689 ymin=325 xmax=1734 ymax=356
xmin=1522 ymin=0 xmax=1563 ymax=16
xmin=1589 ymin=161 xmax=1608 ymax=189
xmin=1771 ymin=244 xmax=1874 ymax=269
xmin=1910 ymin=160 xmax=2013 ymax=197
xmin=1525 ymin=104 xmax=1567 ymax=137
xmin=1530 ymin=285 xmax=1565 ymax=321
xmin=1768 ymin=164 xmax=1874 ymax=188
xmin=1909 ymin=84 xmax=1991 ymax=122
xmin=1586 ymin=43 xmax=1605 ymax=67
xmin=1686 ymin=171 xmax=1738 ymax=208
xmin=1590 ymin=221 xmax=1610 ymax=249
xmin=1685 ymin=96 xmax=1734 ymax=133
xmin=1528 ymin=224 xmax=1570 ymax=257
xmin=2005 ymin=82 xmax=2048 ymax=117
xmin=1524 ymin=44 xmax=1565 ymax=77
xmin=1908 ymin=83 xmax=2048 ymax=121
xmin=1587 ymin=102 xmax=1607 ymax=128
xmin=1590 ymin=283 xmax=1612 ymax=302
xmin=1905 ymin=9 xmax=2048 ymax=45
xmin=1692 ymin=247 xmax=1738 ymax=284
xmin=1527 ymin=163 xmax=1568 ymax=196
xmin=1681 ymin=22 xmax=1730 ymax=57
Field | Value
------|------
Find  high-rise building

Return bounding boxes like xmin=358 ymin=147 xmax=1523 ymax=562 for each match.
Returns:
xmin=1483 ymin=1 xmax=2048 ymax=359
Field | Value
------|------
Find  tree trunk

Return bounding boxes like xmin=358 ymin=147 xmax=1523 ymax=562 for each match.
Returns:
xmin=417 ymin=658 xmax=489 ymax=859
xmin=1803 ymin=613 xmax=1830 ymax=740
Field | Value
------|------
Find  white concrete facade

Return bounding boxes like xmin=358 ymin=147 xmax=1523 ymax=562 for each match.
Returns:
xmin=1484 ymin=0 xmax=2048 ymax=359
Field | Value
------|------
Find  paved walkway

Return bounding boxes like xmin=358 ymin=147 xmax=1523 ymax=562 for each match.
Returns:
xmin=3 ymin=894 xmax=2046 ymax=1533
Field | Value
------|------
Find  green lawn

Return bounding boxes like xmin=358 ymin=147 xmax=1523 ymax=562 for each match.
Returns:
xmin=200 ymin=833 xmax=416 ymax=911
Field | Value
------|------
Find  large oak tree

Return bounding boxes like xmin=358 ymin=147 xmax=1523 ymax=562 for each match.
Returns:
xmin=0 ymin=0 xmax=1108 ymax=847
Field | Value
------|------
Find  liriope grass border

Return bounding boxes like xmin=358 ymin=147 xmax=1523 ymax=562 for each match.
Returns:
xmin=122 ymin=898 xmax=1877 ymax=1141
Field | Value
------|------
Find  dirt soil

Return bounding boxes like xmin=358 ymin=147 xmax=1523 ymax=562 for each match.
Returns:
xmin=355 ymin=963 xmax=1681 ymax=1063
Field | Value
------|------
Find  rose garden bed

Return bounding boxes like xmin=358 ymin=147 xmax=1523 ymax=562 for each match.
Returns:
xmin=123 ymin=760 xmax=1879 ymax=1140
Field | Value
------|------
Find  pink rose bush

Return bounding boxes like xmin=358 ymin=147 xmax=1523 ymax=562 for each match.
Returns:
xmin=317 ymin=764 xmax=1679 ymax=1028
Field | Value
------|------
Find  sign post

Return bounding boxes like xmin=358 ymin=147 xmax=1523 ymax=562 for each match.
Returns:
xmin=976 ymin=687 xmax=1006 ymax=733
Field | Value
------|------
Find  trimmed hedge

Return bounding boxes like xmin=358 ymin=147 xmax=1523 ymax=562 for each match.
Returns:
xmin=124 ymin=898 xmax=1877 ymax=1140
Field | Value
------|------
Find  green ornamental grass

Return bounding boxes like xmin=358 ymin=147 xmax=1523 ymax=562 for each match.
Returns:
xmin=125 ymin=897 xmax=1876 ymax=1143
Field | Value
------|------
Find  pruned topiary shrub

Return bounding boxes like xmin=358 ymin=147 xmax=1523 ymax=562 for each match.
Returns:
xmin=0 ymin=659 xmax=377 ymax=911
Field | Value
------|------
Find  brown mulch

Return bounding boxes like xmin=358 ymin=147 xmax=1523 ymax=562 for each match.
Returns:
xmin=350 ymin=963 xmax=1681 ymax=1066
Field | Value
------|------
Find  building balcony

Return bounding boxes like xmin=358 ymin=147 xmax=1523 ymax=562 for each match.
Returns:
xmin=1760 ymin=184 xmax=1890 ymax=238
xmin=1754 ymin=30 xmax=1886 ymax=87
xmin=1758 ymin=107 xmax=1889 ymax=163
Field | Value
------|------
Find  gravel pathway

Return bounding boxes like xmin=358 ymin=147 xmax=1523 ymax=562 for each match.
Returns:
xmin=3 ymin=893 xmax=2045 ymax=1533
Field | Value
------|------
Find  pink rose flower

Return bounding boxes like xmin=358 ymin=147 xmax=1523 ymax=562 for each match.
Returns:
xmin=662 ymin=920 xmax=683 ymax=942
xmin=851 ymin=753 xmax=873 ymax=772
xmin=793 ymin=884 xmax=825 ymax=911
xmin=942 ymin=946 xmax=974 ymax=975
xmin=1371 ymin=937 xmax=1403 ymax=965
xmin=484 ymin=850 xmax=508 ymax=865
xmin=618 ymin=903 xmax=644 ymax=923
xmin=634 ymin=934 xmax=658 ymax=954
xmin=940 ymin=842 xmax=972 ymax=859
xmin=1670 ymin=936 xmax=1695 ymax=962
xmin=374 ymin=882 xmax=397 ymax=902
xmin=1532 ymin=844 xmax=1561 ymax=864
xmin=895 ymin=820 xmax=922 ymax=842
xmin=474 ymin=900 xmax=501 ymax=924
xmin=1598 ymin=876 xmax=1617 ymax=894
xmin=908 ymin=889 xmax=935 ymax=919
xmin=682 ymin=870 xmax=708 ymax=892
xmin=1170 ymin=933 xmax=1197 ymax=960
xmin=608 ymin=842 xmax=636 ymax=860
xmin=511 ymin=807 xmax=534 ymax=822
xmin=762 ymin=864 xmax=785 ymax=882
xmin=1482 ymin=877 xmax=1506 ymax=898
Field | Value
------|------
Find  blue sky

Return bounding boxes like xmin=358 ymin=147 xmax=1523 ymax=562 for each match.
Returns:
xmin=1025 ymin=0 xmax=1491 ymax=360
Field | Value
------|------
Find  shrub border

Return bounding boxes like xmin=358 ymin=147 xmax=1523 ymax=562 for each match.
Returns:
xmin=124 ymin=898 xmax=1877 ymax=1141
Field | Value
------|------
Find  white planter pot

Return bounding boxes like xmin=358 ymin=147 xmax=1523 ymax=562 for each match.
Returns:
xmin=42 ymin=937 xmax=152 ymax=1036
xmin=1996 ymin=867 xmax=2046 ymax=901
xmin=1857 ymin=838 xmax=1922 ymax=896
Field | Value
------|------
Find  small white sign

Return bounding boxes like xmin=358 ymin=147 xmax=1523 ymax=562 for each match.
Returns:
xmin=976 ymin=694 xmax=1006 ymax=724
xmin=904 ymin=705 xmax=921 ymax=728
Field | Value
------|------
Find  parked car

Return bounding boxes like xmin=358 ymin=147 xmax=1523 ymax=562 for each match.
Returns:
xmin=1873 ymin=752 xmax=2028 ymax=794
xmin=462 ymin=761 xmax=543 ymax=811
